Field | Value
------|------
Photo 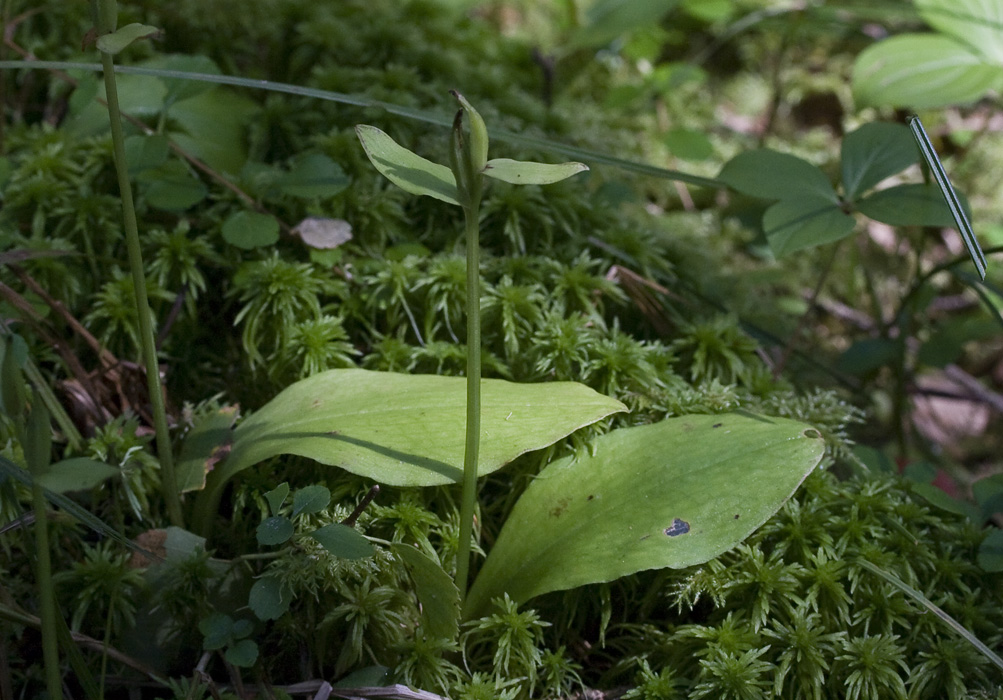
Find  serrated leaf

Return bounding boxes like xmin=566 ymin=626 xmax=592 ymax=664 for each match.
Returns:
xmin=256 ymin=516 xmax=294 ymax=546
xmin=762 ymin=195 xmax=856 ymax=256
xmin=482 ymin=158 xmax=588 ymax=185
xmin=204 ymin=369 xmax=626 ymax=497
xmin=292 ymin=485 xmax=330 ymax=517
xmin=392 ymin=543 xmax=460 ymax=640
xmin=309 ymin=523 xmax=374 ymax=559
xmin=35 ymin=458 xmax=119 ymax=494
xmin=852 ymin=34 xmax=1003 ymax=110
xmin=356 ymin=125 xmax=459 ymax=205
xmin=719 ymin=149 xmax=837 ymax=201
xmin=857 ymin=183 xmax=964 ymax=227
xmin=249 ymin=576 xmax=290 ymax=621
xmin=96 ymin=23 xmax=161 ymax=55
xmin=841 ymin=122 xmax=917 ymax=200
xmin=464 ymin=412 xmax=825 ymax=617
xmin=221 ymin=210 xmax=279 ymax=250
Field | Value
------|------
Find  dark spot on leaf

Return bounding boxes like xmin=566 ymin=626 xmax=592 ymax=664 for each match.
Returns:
xmin=550 ymin=497 xmax=571 ymax=518
xmin=713 ymin=423 xmax=723 ymax=428
xmin=640 ymin=534 xmax=650 ymax=541
xmin=734 ymin=514 xmax=740 ymax=519
xmin=587 ymin=494 xmax=595 ymax=501
xmin=664 ymin=518 xmax=690 ymax=537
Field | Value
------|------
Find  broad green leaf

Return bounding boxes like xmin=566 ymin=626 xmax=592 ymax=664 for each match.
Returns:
xmin=569 ymin=0 xmax=679 ymax=49
xmin=35 ymin=458 xmax=119 ymax=493
xmin=392 ymin=543 xmax=460 ymax=640
xmin=482 ymin=158 xmax=588 ymax=185
xmin=138 ymin=160 xmax=207 ymax=210
xmin=194 ymin=370 xmax=626 ymax=519
xmin=852 ymin=34 xmax=1003 ymax=109
xmin=142 ymin=54 xmax=222 ymax=105
xmin=256 ymin=516 xmax=294 ymax=546
xmin=463 ymin=412 xmax=825 ymax=618
xmin=96 ymin=23 xmax=161 ymax=55
xmin=837 ymin=338 xmax=901 ymax=376
xmin=225 ymin=639 xmax=258 ymax=668
xmin=176 ymin=404 xmax=238 ymax=492
xmin=169 ymin=88 xmax=259 ymax=174
xmin=978 ymin=530 xmax=1003 ymax=572
xmin=356 ymin=125 xmax=459 ymax=205
xmin=249 ymin=576 xmax=290 ymax=621
xmin=917 ymin=0 xmax=1003 ymax=63
xmin=309 ymin=523 xmax=375 ymax=559
xmin=292 ymin=485 xmax=331 ymax=517
xmin=221 ymin=210 xmax=280 ymax=250
xmin=199 ymin=613 xmax=233 ymax=650
xmin=278 ymin=153 xmax=350 ymax=199
xmin=973 ymin=474 xmax=1003 ymax=521
xmin=762 ymin=195 xmax=855 ymax=256
xmin=718 ymin=149 xmax=837 ymax=201
xmin=124 ymin=134 xmax=169 ymax=176
xmin=841 ymin=122 xmax=917 ymax=200
xmin=264 ymin=483 xmax=289 ymax=515
xmin=664 ymin=127 xmax=714 ymax=162
xmin=857 ymin=183 xmax=964 ymax=227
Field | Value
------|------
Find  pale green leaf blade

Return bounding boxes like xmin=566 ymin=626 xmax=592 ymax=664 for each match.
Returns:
xmin=917 ymin=0 xmax=1003 ymax=63
xmin=464 ymin=413 xmax=825 ymax=618
xmin=841 ymin=122 xmax=917 ymax=200
xmin=718 ymin=149 xmax=837 ymax=201
xmin=96 ymin=23 xmax=161 ymax=55
xmin=482 ymin=158 xmax=588 ymax=185
xmin=392 ymin=543 xmax=460 ymax=640
xmin=852 ymin=34 xmax=1003 ymax=109
xmin=208 ymin=369 xmax=626 ymax=496
xmin=355 ymin=125 xmax=459 ymax=205
xmin=762 ymin=195 xmax=856 ymax=257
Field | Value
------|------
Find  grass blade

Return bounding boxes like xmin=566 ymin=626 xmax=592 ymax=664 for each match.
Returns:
xmin=858 ymin=558 xmax=1003 ymax=673
xmin=908 ymin=115 xmax=987 ymax=279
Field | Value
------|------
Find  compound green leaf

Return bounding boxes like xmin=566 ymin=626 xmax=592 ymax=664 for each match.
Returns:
xmin=841 ymin=122 xmax=917 ymax=200
xmin=857 ymin=183 xmax=966 ymax=227
xmin=762 ymin=194 xmax=855 ymax=257
xmin=482 ymin=158 xmax=588 ymax=185
xmin=356 ymin=125 xmax=459 ymax=205
xmin=256 ymin=516 xmax=294 ymax=546
xmin=852 ymin=34 xmax=1003 ymax=109
xmin=249 ymin=576 xmax=290 ymax=621
xmin=138 ymin=159 xmax=207 ymax=211
xmin=463 ymin=412 xmax=825 ymax=618
xmin=718 ymin=149 xmax=837 ymax=201
xmin=196 ymin=369 xmax=626 ymax=517
xmin=917 ymin=0 xmax=1003 ymax=63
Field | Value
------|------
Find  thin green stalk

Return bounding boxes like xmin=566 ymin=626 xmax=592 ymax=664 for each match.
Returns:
xmin=32 ymin=483 xmax=63 ymax=700
xmin=96 ymin=13 xmax=183 ymax=527
xmin=456 ymin=194 xmax=482 ymax=605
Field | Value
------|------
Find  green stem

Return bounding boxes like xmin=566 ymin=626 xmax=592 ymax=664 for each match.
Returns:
xmin=455 ymin=192 xmax=482 ymax=605
xmin=98 ymin=42 xmax=183 ymax=526
xmin=32 ymin=483 xmax=63 ymax=700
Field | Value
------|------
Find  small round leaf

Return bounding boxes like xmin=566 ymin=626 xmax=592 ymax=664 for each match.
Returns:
xmin=256 ymin=516 xmax=294 ymax=546
xmin=222 ymin=211 xmax=280 ymax=250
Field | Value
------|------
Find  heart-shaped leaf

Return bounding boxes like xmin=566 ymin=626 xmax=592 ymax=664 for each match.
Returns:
xmin=483 ymin=158 xmax=588 ymax=185
xmin=356 ymin=125 xmax=459 ymax=205
xmin=841 ymin=122 xmax=917 ymax=200
xmin=464 ymin=412 xmax=825 ymax=618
